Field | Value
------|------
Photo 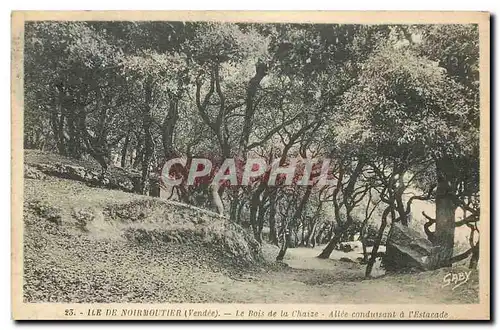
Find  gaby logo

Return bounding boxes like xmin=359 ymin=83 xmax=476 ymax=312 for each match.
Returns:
xmin=442 ymin=271 xmax=472 ymax=290
xmin=159 ymin=157 xmax=337 ymax=187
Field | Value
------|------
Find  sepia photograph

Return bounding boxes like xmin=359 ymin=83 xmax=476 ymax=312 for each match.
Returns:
xmin=11 ymin=11 xmax=490 ymax=320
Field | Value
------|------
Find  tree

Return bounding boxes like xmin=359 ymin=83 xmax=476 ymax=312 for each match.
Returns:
xmin=336 ymin=33 xmax=479 ymax=268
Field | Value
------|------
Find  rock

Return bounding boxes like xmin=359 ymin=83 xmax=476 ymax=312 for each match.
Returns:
xmin=24 ymin=165 xmax=47 ymax=180
xmin=339 ymin=257 xmax=355 ymax=263
xmin=339 ymin=243 xmax=353 ymax=252
xmin=384 ymin=222 xmax=440 ymax=271
xmin=346 ymin=240 xmax=363 ymax=249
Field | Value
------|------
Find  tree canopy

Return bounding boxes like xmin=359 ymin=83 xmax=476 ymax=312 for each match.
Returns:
xmin=24 ymin=21 xmax=481 ymax=272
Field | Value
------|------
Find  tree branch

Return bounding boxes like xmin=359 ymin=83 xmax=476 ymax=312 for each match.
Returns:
xmin=455 ymin=214 xmax=479 ymax=227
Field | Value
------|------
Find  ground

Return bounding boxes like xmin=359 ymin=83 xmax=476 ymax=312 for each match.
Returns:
xmin=22 ymin=150 xmax=479 ymax=304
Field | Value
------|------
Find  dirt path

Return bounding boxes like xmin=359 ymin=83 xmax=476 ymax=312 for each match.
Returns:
xmin=198 ymin=246 xmax=479 ymax=304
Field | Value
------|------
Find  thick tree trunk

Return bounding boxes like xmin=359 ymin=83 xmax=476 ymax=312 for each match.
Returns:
xmin=359 ymin=216 xmax=370 ymax=263
xmin=238 ymin=62 xmax=268 ymax=154
xmin=211 ymin=184 xmax=224 ymax=215
xmin=469 ymin=242 xmax=479 ymax=269
xmin=318 ymin=222 xmax=351 ymax=259
xmin=327 ymin=225 xmax=334 ymax=241
xmin=256 ymin=202 xmax=268 ymax=241
xmin=120 ymin=133 xmax=130 ymax=168
xmin=394 ymin=175 xmax=409 ymax=226
xmin=161 ymin=95 xmax=179 ymax=158
xmin=268 ymin=192 xmax=279 ymax=245
xmin=304 ymin=221 xmax=318 ymax=247
xmin=315 ymin=224 xmax=327 ymax=246
xmin=293 ymin=186 xmax=312 ymax=225
xmin=361 ymin=240 xmax=368 ymax=263
xmin=318 ymin=201 xmax=353 ymax=259
xmin=299 ymin=224 xmax=306 ymax=246
xmin=50 ymin=111 xmax=66 ymax=155
xmin=66 ymin=109 xmax=82 ymax=159
xmin=140 ymin=77 xmax=154 ymax=195
xmin=365 ymin=206 xmax=390 ymax=277
xmin=133 ymin=147 xmax=143 ymax=169
xmin=236 ymin=199 xmax=245 ymax=223
xmin=434 ymin=157 xmax=457 ymax=268
xmin=317 ymin=233 xmax=339 ymax=259
xmin=229 ymin=197 xmax=238 ymax=222
xmin=249 ymin=183 xmax=267 ymax=242
xmin=276 ymin=227 xmax=290 ymax=261
xmin=249 ymin=203 xmax=260 ymax=242
xmin=318 ymin=170 xmax=345 ymax=258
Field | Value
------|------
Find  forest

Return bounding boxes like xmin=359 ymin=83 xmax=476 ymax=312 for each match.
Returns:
xmin=23 ymin=21 xmax=480 ymax=277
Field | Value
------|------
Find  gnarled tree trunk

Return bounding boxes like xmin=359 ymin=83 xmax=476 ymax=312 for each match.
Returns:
xmin=268 ymin=191 xmax=279 ymax=245
xmin=140 ymin=76 xmax=154 ymax=195
xmin=366 ymin=206 xmax=391 ymax=277
xmin=434 ymin=157 xmax=457 ymax=268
